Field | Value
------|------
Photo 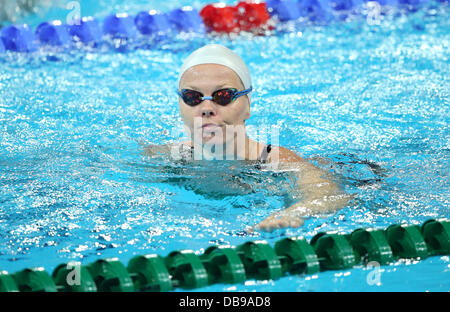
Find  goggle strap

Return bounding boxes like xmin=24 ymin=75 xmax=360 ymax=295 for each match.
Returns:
xmin=233 ymin=86 xmax=253 ymax=99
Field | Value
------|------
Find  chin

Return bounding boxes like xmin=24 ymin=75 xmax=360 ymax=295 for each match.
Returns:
xmin=201 ymin=134 xmax=225 ymax=146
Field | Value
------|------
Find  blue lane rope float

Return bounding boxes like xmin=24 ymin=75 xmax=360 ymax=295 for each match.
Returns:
xmin=0 ymin=0 xmax=440 ymax=54
xmin=0 ymin=38 xmax=4 ymax=53
xmin=134 ymin=10 xmax=173 ymax=37
xmin=168 ymin=7 xmax=207 ymax=34
xmin=0 ymin=218 xmax=448 ymax=292
xmin=68 ymin=16 xmax=103 ymax=45
xmin=103 ymin=13 xmax=138 ymax=40
xmin=0 ymin=24 xmax=37 ymax=52
xmin=35 ymin=20 xmax=71 ymax=47
xmin=266 ymin=0 xmax=303 ymax=22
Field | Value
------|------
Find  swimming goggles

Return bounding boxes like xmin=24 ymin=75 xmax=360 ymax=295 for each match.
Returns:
xmin=177 ymin=86 xmax=252 ymax=106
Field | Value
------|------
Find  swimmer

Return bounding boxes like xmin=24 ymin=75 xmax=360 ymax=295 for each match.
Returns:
xmin=145 ymin=44 xmax=353 ymax=232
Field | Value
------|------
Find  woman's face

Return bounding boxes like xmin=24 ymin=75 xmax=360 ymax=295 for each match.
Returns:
xmin=178 ymin=64 xmax=250 ymax=145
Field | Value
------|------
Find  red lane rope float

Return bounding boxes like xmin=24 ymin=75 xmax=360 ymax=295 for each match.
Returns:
xmin=200 ymin=3 xmax=241 ymax=33
xmin=200 ymin=1 xmax=271 ymax=33
xmin=236 ymin=1 xmax=271 ymax=31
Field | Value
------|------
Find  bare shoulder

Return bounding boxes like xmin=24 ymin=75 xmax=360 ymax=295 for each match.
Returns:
xmin=267 ymin=146 xmax=332 ymax=185
xmin=142 ymin=140 xmax=192 ymax=158
xmin=267 ymin=145 xmax=307 ymax=163
xmin=142 ymin=143 xmax=171 ymax=157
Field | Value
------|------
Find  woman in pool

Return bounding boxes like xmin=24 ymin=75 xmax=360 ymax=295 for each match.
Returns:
xmin=146 ymin=44 xmax=352 ymax=232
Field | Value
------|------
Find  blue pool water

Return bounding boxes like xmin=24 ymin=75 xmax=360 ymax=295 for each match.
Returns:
xmin=0 ymin=0 xmax=449 ymax=291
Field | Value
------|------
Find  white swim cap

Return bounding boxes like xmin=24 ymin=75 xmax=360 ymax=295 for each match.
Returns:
xmin=178 ymin=44 xmax=252 ymax=99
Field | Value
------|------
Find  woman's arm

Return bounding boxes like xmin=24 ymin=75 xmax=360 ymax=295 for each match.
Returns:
xmin=256 ymin=146 xmax=353 ymax=232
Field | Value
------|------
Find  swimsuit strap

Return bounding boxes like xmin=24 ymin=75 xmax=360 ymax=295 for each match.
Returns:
xmin=259 ymin=144 xmax=272 ymax=163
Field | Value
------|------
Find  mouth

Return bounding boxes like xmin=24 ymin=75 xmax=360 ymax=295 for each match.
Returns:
xmin=200 ymin=123 xmax=224 ymax=136
xmin=201 ymin=123 xmax=222 ymax=129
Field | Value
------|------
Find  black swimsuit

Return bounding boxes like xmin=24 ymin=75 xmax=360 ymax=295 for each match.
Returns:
xmin=260 ymin=144 xmax=272 ymax=163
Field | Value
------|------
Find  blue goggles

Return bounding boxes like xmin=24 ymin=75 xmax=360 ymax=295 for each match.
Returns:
xmin=177 ymin=86 xmax=252 ymax=106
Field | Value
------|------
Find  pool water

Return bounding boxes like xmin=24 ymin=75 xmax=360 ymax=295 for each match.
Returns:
xmin=0 ymin=0 xmax=449 ymax=291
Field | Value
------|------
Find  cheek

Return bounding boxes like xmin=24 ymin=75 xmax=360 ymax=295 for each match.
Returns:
xmin=179 ymin=102 xmax=199 ymax=132
xmin=224 ymin=100 xmax=250 ymax=122
xmin=179 ymin=101 xmax=190 ymax=120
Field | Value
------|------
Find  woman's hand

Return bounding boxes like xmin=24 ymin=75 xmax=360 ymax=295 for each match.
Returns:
xmin=255 ymin=192 xmax=355 ymax=232
xmin=250 ymin=146 xmax=355 ymax=232
xmin=255 ymin=202 xmax=308 ymax=232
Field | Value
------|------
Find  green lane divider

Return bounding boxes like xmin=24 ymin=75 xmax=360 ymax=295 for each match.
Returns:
xmin=13 ymin=268 xmax=58 ymax=292
xmin=386 ymin=224 xmax=429 ymax=259
xmin=0 ymin=218 xmax=448 ymax=292
xmin=0 ymin=271 xmax=19 ymax=292
xmin=421 ymin=219 xmax=450 ymax=255
xmin=200 ymin=246 xmax=246 ymax=285
xmin=310 ymin=232 xmax=357 ymax=270
xmin=236 ymin=241 xmax=283 ymax=281
xmin=52 ymin=262 xmax=97 ymax=292
xmin=127 ymin=254 xmax=173 ymax=292
xmin=164 ymin=250 xmax=209 ymax=289
xmin=349 ymin=229 xmax=394 ymax=265
xmin=87 ymin=258 xmax=135 ymax=292
xmin=350 ymin=229 xmax=394 ymax=265
xmin=274 ymin=237 xmax=320 ymax=275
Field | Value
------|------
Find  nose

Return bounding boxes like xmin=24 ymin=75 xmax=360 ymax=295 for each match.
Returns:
xmin=200 ymin=100 xmax=216 ymax=118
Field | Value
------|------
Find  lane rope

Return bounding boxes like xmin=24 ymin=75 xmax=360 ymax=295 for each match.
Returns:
xmin=0 ymin=0 xmax=440 ymax=53
xmin=0 ymin=218 xmax=448 ymax=292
